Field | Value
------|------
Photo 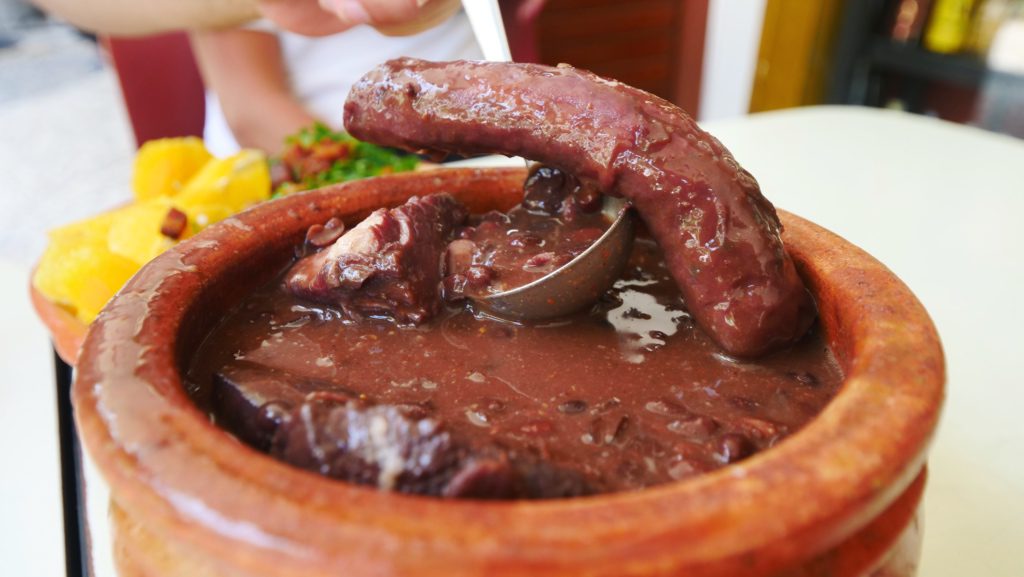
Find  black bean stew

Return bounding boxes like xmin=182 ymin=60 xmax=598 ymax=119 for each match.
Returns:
xmin=188 ymin=237 xmax=841 ymax=499
xmin=443 ymin=166 xmax=611 ymax=300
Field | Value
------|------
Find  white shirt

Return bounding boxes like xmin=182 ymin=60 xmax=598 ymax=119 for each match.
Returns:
xmin=204 ymin=12 xmax=482 ymax=156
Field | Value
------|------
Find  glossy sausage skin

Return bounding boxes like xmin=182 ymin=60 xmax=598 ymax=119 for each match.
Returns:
xmin=344 ymin=58 xmax=815 ymax=356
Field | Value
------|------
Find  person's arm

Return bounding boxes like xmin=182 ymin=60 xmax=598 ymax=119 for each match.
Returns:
xmin=31 ymin=0 xmax=261 ymax=36
xmin=192 ymin=29 xmax=316 ymax=153
xmin=31 ymin=0 xmax=460 ymax=37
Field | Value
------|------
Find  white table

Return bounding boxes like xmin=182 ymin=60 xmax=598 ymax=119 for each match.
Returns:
xmin=3 ymin=105 xmax=1022 ymax=577
xmin=705 ymin=107 xmax=1024 ymax=577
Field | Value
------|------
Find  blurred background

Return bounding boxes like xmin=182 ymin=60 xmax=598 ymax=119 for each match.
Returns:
xmin=2 ymin=0 xmax=1023 ymax=265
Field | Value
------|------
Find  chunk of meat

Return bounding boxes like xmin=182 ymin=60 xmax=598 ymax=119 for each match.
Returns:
xmin=344 ymin=59 xmax=815 ymax=356
xmin=212 ymin=361 xmax=356 ymax=450
xmin=285 ymin=193 xmax=468 ymax=325
xmin=522 ymin=164 xmax=603 ymax=218
xmin=270 ymin=395 xmax=592 ymax=499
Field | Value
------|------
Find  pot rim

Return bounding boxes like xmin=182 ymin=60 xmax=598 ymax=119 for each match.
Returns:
xmin=73 ymin=168 xmax=944 ymax=577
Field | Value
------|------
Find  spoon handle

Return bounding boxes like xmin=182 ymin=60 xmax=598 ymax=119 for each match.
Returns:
xmin=462 ymin=0 xmax=512 ymax=62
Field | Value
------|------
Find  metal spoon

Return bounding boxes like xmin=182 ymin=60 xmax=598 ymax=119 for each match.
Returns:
xmin=473 ymin=196 xmax=636 ymax=321
xmin=462 ymin=0 xmax=512 ymax=62
xmin=451 ymin=5 xmax=637 ymax=319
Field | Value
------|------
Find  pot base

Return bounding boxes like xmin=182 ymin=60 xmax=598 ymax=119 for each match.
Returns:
xmin=107 ymin=470 xmax=927 ymax=577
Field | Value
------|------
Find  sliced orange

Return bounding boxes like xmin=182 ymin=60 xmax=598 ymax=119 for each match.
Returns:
xmin=107 ymin=197 xmax=187 ymax=266
xmin=132 ymin=137 xmax=213 ymax=201
xmin=34 ymin=212 xmax=140 ymax=323
xmin=176 ymin=149 xmax=271 ymax=229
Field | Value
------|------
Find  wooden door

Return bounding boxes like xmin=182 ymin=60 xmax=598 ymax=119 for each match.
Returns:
xmin=533 ymin=0 xmax=709 ymax=116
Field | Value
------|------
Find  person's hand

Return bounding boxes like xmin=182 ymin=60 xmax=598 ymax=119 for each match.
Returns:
xmin=258 ymin=0 xmax=461 ymax=36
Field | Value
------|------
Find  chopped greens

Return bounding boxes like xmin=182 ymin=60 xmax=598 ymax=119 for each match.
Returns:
xmin=273 ymin=123 xmax=419 ymax=196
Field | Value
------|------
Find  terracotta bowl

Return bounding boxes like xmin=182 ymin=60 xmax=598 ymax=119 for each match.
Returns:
xmin=73 ymin=168 xmax=944 ymax=577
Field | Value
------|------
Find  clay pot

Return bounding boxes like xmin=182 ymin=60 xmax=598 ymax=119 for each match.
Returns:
xmin=73 ymin=168 xmax=944 ymax=577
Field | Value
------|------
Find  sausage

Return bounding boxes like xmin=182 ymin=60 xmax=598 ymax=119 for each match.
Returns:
xmin=343 ymin=58 xmax=815 ymax=356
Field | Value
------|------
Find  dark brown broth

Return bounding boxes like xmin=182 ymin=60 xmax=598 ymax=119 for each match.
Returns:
xmin=188 ymin=239 xmax=841 ymax=493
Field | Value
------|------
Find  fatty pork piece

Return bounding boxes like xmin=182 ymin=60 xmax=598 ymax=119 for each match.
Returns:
xmin=213 ymin=363 xmax=592 ymax=499
xmin=271 ymin=395 xmax=592 ymax=499
xmin=285 ymin=193 xmax=468 ymax=324
xmin=212 ymin=361 xmax=357 ymax=450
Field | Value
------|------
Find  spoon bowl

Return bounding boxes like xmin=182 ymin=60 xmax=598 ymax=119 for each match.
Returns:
xmin=474 ymin=196 xmax=635 ymax=320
